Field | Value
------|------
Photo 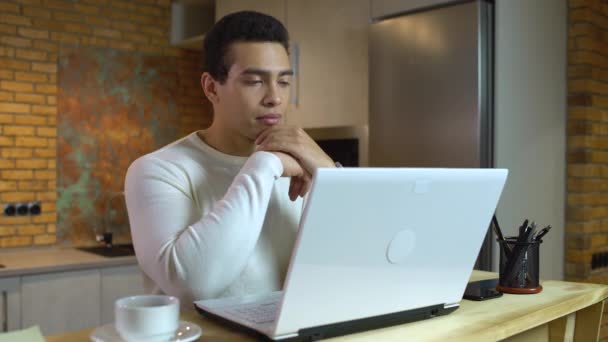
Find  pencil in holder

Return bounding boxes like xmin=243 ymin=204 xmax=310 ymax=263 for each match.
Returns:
xmin=496 ymin=238 xmax=542 ymax=294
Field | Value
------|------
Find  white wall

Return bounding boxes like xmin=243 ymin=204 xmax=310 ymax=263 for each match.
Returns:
xmin=493 ymin=0 xmax=567 ymax=280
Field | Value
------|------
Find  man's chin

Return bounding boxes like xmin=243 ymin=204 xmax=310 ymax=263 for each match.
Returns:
xmin=252 ymin=120 xmax=280 ymax=133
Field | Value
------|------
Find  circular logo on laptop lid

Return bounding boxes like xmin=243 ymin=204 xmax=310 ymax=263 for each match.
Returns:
xmin=386 ymin=229 xmax=416 ymax=264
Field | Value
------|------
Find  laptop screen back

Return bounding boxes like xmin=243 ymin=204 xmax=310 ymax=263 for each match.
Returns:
xmin=274 ymin=167 xmax=508 ymax=336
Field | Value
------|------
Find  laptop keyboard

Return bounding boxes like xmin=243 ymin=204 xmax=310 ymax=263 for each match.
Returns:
xmin=223 ymin=299 xmax=280 ymax=325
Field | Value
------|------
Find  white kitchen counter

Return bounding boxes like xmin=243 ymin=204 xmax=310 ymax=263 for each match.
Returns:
xmin=0 ymin=246 xmax=137 ymax=277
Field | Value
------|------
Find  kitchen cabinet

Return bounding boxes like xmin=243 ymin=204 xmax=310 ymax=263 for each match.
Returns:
xmin=215 ymin=0 xmax=285 ymax=22
xmin=21 ymin=269 xmax=101 ymax=335
xmin=0 ymin=262 xmax=143 ymax=335
xmin=170 ymin=1 xmax=214 ymax=49
xmin=215 ymin=0 xmax=369 ymax=129
xmin=0 ymin=277 xmax=20 ymax=332
xmin=100 ymin=265 xmax=145 ymax=324
xmin=285 ymin=0 xmax=368 ymax=129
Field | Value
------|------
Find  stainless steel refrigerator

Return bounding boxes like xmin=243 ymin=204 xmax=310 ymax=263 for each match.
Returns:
xmin=369 ymin=0 xmax=494 ymax=269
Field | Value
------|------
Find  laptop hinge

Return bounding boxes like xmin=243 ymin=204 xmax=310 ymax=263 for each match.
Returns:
xmin=295 ymin=303 xmax=452 ymax=342
xmin=196 ymin=301 xmax=459 ymax=342
xmin=444 ymin=302 xmax=460 ymax=309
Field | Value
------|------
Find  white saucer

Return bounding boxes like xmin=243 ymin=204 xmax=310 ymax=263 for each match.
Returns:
xmin=90 ymin=320 xmax=202 ymax=342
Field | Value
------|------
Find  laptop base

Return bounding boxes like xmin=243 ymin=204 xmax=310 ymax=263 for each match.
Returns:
xmin=194 ymin=302 xmax=459 ymax=341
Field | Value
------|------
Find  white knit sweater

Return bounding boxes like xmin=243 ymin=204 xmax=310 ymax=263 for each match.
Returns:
xmin=124 ymin=132 xmax=302 ymax=305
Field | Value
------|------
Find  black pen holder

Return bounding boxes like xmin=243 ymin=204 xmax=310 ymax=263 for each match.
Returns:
xmin=496 ymin=238 xmax=542 ymax=294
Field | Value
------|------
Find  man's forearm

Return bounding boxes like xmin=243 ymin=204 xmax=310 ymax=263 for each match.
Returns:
xmin=125 ymin=151 xmax=283 ymax=300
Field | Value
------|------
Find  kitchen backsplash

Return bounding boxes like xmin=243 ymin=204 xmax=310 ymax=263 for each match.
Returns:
xmin=0 ymin=1 xmax=211 ymax=247
xmin=58 ymin=47 xmax=183 ymax=245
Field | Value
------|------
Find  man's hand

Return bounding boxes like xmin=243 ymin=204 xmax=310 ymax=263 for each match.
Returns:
xmin=288 ymin=174 xmax=311 ymax=202
xmin=255 ymin=126 xmax=335 ymax=175
xmin=272 ymin=151 xmax=305 ymax=178
xmin=271 ymin=151 xmax=311 ymax=201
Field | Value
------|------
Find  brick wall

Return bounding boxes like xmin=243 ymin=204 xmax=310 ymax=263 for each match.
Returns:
xmin=0 ymin=0 xmax=211 ymax=247
xmin=567 ymin=0 xmax=608 ymax=339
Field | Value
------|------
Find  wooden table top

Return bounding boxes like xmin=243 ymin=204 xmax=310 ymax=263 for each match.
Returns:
xmin=47 ymin=271 xmax=608 ymax=342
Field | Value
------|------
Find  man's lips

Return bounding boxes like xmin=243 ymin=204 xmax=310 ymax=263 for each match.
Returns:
xmin=256 ymin=114 xmax=282 ymax=126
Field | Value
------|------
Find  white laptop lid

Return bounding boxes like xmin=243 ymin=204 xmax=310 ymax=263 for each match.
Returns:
xmin=273 ymin=167 xmax=508 ymax=336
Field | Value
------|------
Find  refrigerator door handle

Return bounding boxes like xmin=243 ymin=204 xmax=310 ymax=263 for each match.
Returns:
xmin=290 ymin=42 xmax=299 ymax=106
xmin=2 ymin=290 xmax=6 ymax=332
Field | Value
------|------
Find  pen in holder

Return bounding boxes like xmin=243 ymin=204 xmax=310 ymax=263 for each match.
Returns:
xmin=496 ymin=237 xmax=542 ymax=294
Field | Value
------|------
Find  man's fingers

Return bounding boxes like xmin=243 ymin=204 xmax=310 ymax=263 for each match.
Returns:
xmin=255 ymin=128 xmax=274 ymax=145
xmin=258 ymin=132 xmax=289 ymax=146
xmin=290 ymin=176 xmax=308 ymax=201
xmin=258 ymin=126 xmax=334 ymax=175
xmin=299 ymin=176 xmax=312 ymax=197
xmin=258 ymin=139 xmax=298 ymax=156
xmin=288 ymin=175 xmax=312 ymax=200
xmin=299 ymin=172 xmax=312 ymax=197
xmin=256 ymin=126 xmax=290 ymax=145
xmin=256 ymin=126 xmax=301 ymax=146
xmin=293 ymin=177 xmax=304 ymax=198
xmin=289 ymin=177 xmax=298 ymax=201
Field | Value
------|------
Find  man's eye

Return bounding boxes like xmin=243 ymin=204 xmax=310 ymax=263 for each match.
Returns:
xmin=278 ymin=80 xmax=290 ymax=87
xmin=244 ymin=80 xmax=263 ymax=85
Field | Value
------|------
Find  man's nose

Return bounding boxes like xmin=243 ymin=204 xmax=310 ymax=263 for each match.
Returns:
xmin=263 ymin=85 xmax=282 ymax=107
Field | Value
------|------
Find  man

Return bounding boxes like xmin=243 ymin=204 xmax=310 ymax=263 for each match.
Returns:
xmin=125 ymin=11 xmax=336 ymax=305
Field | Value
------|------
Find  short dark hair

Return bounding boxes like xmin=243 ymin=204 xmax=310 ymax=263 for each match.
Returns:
xmin=202 ymin=11 xmax=289 ymax=83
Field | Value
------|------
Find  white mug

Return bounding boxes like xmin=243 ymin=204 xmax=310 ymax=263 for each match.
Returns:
xmin=115 ymin=295 xmax=180 ymax=342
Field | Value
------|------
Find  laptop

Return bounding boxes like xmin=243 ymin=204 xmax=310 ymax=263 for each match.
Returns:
xmin=194 ymin=167 xmax=508 ymax=341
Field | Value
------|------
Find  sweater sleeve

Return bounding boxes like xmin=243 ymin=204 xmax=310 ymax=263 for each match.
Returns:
xmin=124 ymin=151 xmax=283 ymax=301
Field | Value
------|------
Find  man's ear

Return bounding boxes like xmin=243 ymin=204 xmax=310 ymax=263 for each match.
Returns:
xmin=201 ymin=72 xmax=220 ymax=104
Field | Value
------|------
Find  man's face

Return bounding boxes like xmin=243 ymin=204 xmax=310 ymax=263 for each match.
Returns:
xmin=213 ymin=41 xmax=292 ymax=140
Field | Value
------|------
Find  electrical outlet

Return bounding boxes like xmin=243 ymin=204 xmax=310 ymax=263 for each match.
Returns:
xmin=3 ymin=202 xmax=43 ymax=216
xmin=28 ymin=202 xmax=41 ymax=215
xmin=592 ymin=251 xmax=608 ymax=270
xmin=3 ymin=203 xmax=16 ymax=216
xmin=16 ymin=203 xmax=28 ymax=216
